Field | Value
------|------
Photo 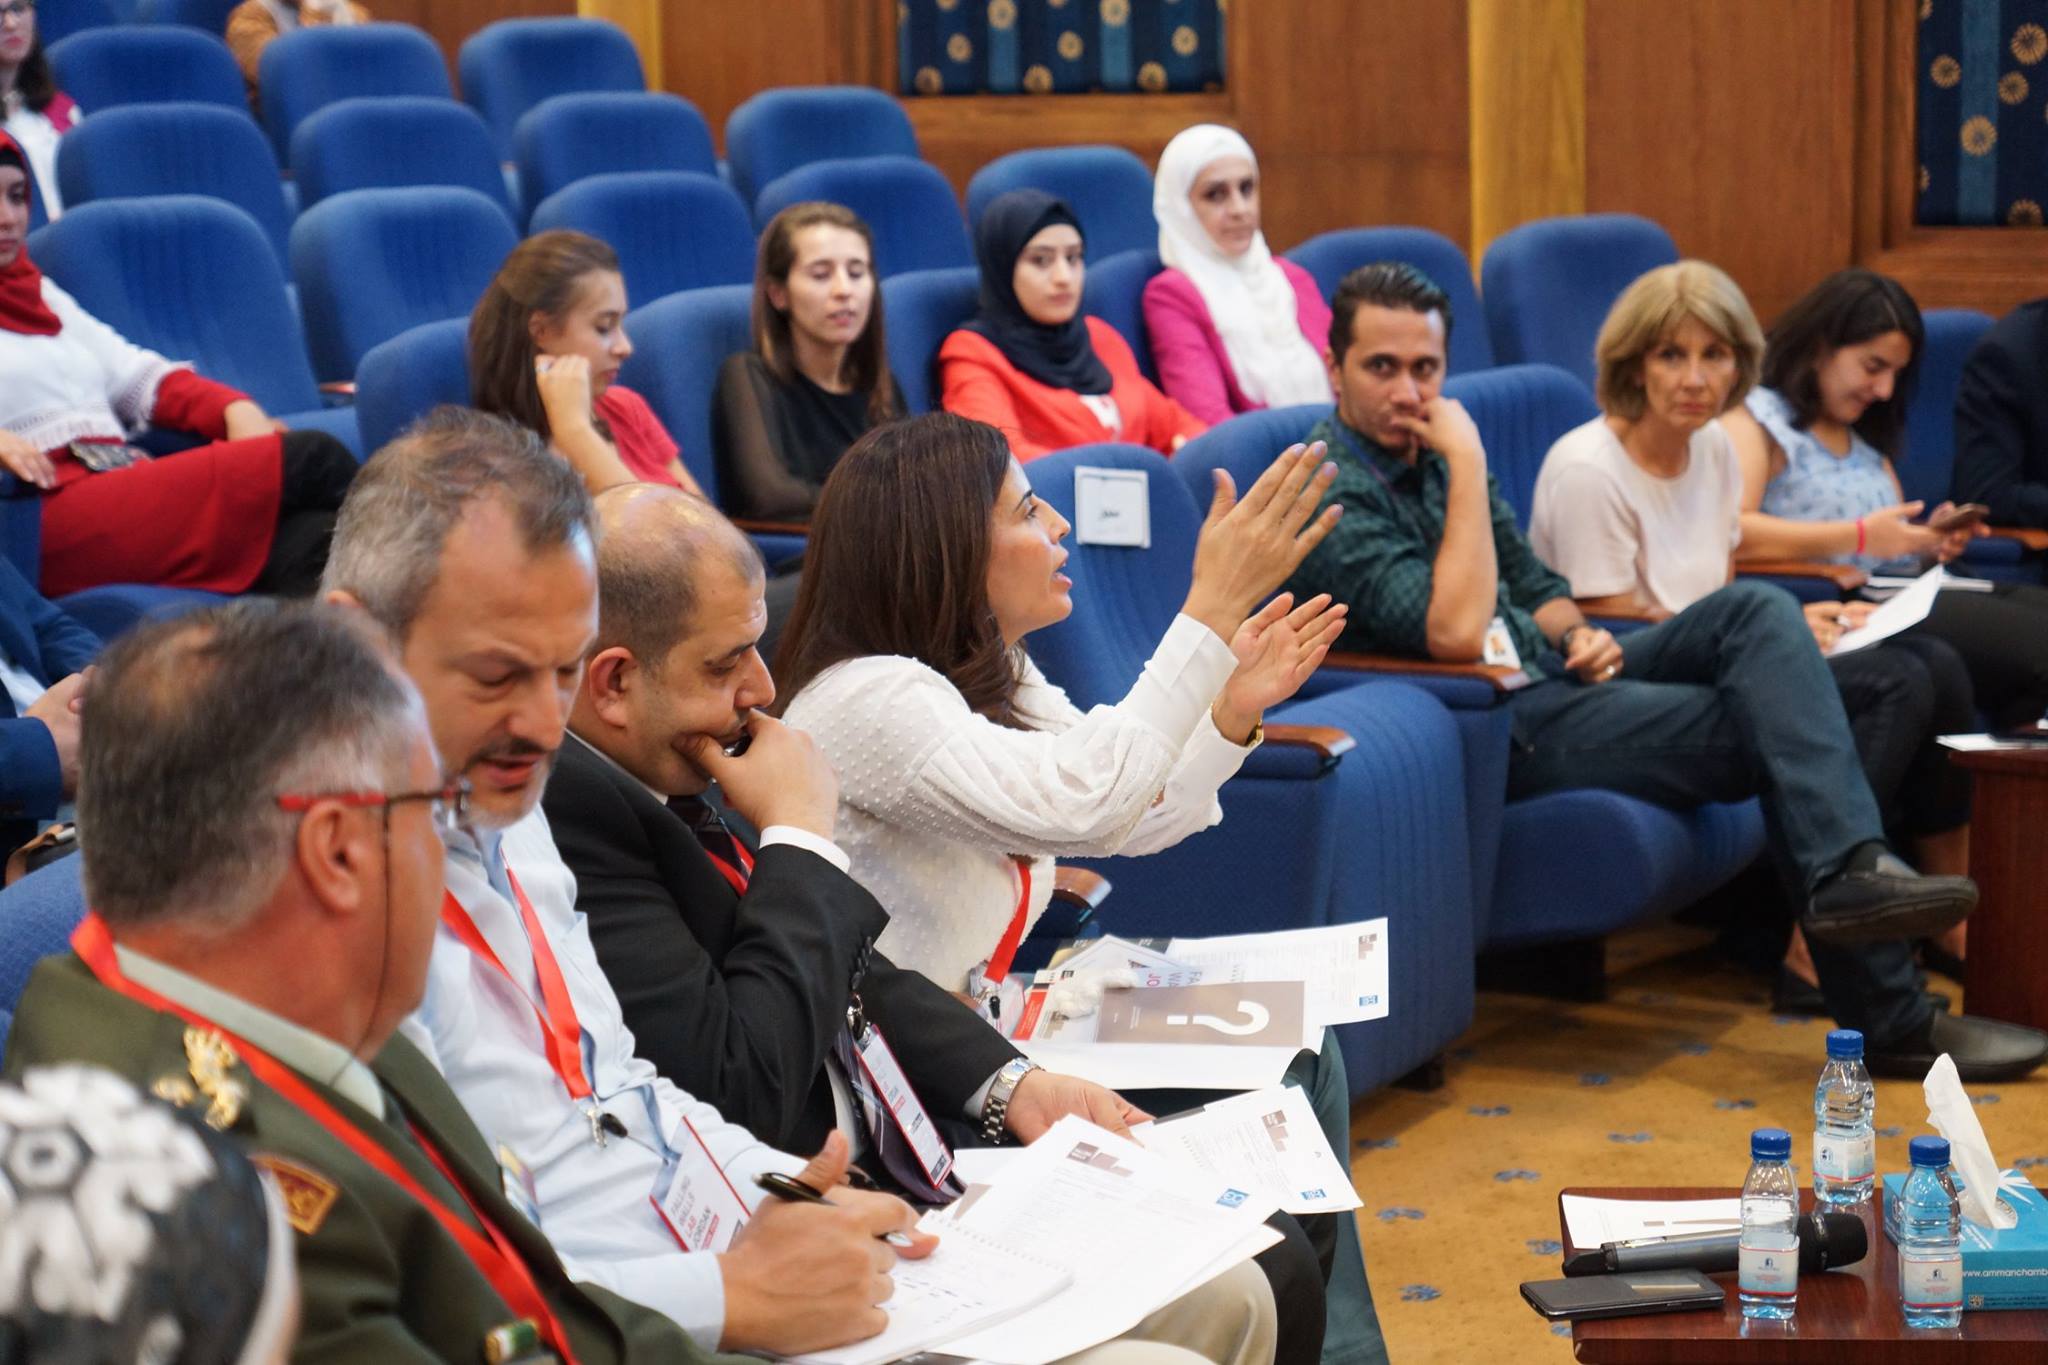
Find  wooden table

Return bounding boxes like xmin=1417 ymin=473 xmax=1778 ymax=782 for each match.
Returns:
xmin=1557 ymin=1186 xmax=2048 ymax=1362
xmin=1947 ymin=746 xmax=2048 ymax=1031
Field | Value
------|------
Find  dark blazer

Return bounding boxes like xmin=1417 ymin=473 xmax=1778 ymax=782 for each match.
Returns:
xmin=0 ymin=558 xmax=100 ymax=847
xmin=545 ymin=735 xmax=1020 ymax=1153
xmin=3 ymin=954 xmax=733 ymax=1365
xmin=1954 ymin=298 xmax=2048 ymax=529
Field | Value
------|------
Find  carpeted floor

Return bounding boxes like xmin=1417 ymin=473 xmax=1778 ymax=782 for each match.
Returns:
xmin=1345 ymin=926 xmax=2040 ymax=1363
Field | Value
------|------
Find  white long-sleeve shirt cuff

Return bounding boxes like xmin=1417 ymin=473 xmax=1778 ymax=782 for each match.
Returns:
xmin=1178 ymin=706 xmax=1260 ymax=792
xmin=758 ymin=825 xmax=851 ymax=873
xmin=1126 ymin=612 xmax=1241 ymax=747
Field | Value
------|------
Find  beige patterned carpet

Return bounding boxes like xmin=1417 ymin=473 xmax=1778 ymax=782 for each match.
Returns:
xmin=1345 ymin=926 xmax=2035 ymax=1363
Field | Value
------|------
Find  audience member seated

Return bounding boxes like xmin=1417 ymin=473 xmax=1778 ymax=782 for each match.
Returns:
xmin=0 ymin=136 xmax=356 ymax=598
xmin=1284 ymin=262 xmax=2045 ymax=1081
xmin=470 ymin=228 xmax=707 ymax=500
xmin=1720 ymin=267 xmax=2048 ymax=731
xmin=2 ymin=598 xmax=722 ymax=1360
xmin=226 ymin=0 xmax=369 ymax=110
xmin=712 ymin=202 xmax=904 ymax=521
xmin=1529 ymin=260 xmax=1976 ymax=1013
xmin=0 ymin=0 xmax=76 ymax=220
xmin=0 ymin=1065 xmax=300 ymax=1364
xmin=320 ymin=406 xmax=1286 ymax=1365
xmin=0 ymin=554 xmax=93 ymax=858
xmin=1144 ymin=124 xmax=1332 ymax=426
xmin=1954 ymin=291 xmax=2048 ymax=530
xmin=942 ymin=189 xmax=1205 ymax=460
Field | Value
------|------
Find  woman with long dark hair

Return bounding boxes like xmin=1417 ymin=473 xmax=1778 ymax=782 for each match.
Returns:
xmin=1 ymin=0 xmax=79 ymax=220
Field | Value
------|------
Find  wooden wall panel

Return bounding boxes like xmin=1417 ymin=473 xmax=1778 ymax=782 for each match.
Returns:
xmin=378 ymin=0 xmax=572 ymax=70
xmin=1469 ymin=0 xmax=1584 ymax=261
xmin=661 ymin=1 xmax=865 ymax=147
xmin=1584 ymin=0 xmax=1858 ymax=323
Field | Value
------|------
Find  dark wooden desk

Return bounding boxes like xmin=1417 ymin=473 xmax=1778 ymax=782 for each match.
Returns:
xmin=1948 ymin=746 xmax=2048 ymax=1031
xmin=1558 ymin=1186 xmax=2048 ymax=1363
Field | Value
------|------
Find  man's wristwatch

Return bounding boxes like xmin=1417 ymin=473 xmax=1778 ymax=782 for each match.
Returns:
xmin=1557 ymin=623 xmax=1589 ymax=656
xmin=979 ymin=1057 xmax=1042 ymax=1145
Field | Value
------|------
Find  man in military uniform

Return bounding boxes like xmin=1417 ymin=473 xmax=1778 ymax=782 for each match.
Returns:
xmin=2 ymin=599 xmax=750 ymax=1363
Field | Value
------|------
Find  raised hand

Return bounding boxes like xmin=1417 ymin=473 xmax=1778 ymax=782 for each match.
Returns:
xmin=534 ymin=354 xmax=596 ymax=442
xmin=1182 ymin=443 xmax=1342 ymax=642
xmin=1212 ymin=593 xmax=1349 ymax=741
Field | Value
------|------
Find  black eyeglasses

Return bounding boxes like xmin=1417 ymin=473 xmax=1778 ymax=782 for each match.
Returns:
xmin=276 ymin=779 xmax=471 ymax=835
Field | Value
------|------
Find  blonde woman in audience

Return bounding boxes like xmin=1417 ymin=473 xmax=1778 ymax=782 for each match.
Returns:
xmin=1144 ymin=124 xmax=1332 ymax=426
xmin=712 ymin=201 xmax=903 ymax=521
xmin=943 ymin=189 xmax=1206 ymax=460
xmin=0 ymin=3 xmax=78 ymax=220
xmin=1529 ymin=260 xmax=1973 ymax=1011
xmin=225 ymin=0 xmax=368 ymax=109
xmin=0 ymin=135 xmax=356 ymax=598
xmin=469 ymin=228 xmax=707 ymax=499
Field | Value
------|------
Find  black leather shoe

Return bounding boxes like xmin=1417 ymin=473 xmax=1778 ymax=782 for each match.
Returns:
xmin=1866 ymin=1011 xmax=2048 ymax=1083
xmin=1804 ymin=853 xmax=1976 ymax=945
xmin=1771 ymin=968 xmax=1950 ymax=1018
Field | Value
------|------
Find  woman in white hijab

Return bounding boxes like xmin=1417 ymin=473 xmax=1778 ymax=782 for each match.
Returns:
xmin=1142 ymin=124 xmax=1333 ymax=426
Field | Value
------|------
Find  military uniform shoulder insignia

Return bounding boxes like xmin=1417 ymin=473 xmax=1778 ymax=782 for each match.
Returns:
xmin=182 ymin=1026 xmax=249 ymax=1131
xmin=250 ymin=1153 xmax=341 ymax=1235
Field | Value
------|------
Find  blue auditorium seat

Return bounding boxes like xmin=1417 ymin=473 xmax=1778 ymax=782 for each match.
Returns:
xmin=33 ymin=0 xmax=117 ymax=45
xmin=1480 ymin=213 xmax=1678 ymax=390
xmin=880 ymin=266 xmax=979 ymax=415
xmin=1080 ymin=247 xmax=1162 ymax=384
xmin=0 ymin=489 xmax=221 ymax=652
xmin=1026 ymin=442 xmax=1477 ymax=1096
xmin=723 ymin=85 xmax=919 ymax=210
xmin=1285 ymin=226 xmax=1494 ymax=375
xmin=257 ymin=22 xmax=454 ymax=162
xmin=1171 ymin=396 xmax=1765 ymax=960
xmin=0 ymin=858 xmax=85 ymax=1020
xmin=353 ymin=317 xmax=472 ymax=458
xmin=290 ymin=96 xmax=512 ymax=217
xmin=48 ymin=24 xmax=246 ymax=112
xmin=133 ymin=0 xmax=238 ymax=29
xmin=1440 ymin=363 xmax=1599 ymax=531
xmin=966 ymin=145 xmax=1157 ymax=263
xmin=31 ymin=196 xmax=359 ymax=456
xmin=752 ymin=156 xmax=971 ymax=277
xmin=619 ymin=286 xmax=804 ymax=567
xmin=290 ymin=186 xmax=517 ymax=384
xmin=55 ymin=104 xmax=295 ymax=272
xmin=529 ymin=172 xmax=754 ymax=305
xmin=458 ymin=17 xmax=645 ymax=160
xmin=513 ymin=91 xmax=718 ymax=225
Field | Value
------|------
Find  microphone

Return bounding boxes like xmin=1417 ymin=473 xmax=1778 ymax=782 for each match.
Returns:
xmin=1562 ymin=1212 xmax=1868 ymax=1277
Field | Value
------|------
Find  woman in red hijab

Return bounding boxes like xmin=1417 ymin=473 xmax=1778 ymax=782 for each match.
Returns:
xmin=0 ymin=132 xmax=355 ymax=597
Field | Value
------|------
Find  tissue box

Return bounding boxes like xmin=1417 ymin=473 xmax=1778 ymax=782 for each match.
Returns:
xmin=1882 ymin=1173 xmax=2048 ymax=1310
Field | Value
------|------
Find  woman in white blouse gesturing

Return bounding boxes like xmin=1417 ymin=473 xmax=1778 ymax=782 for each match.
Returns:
xmin=775 ymin=410 xmax=1344 ymax=1002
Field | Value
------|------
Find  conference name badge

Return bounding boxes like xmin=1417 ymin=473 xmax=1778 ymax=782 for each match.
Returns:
xmin=650 ymin=1115 xmax=750 ymax=1253
xmin=1481 ymin=615 xmax=1523 ymax=670
xmin=855 ymin=1023 xmax=956 ymax=1186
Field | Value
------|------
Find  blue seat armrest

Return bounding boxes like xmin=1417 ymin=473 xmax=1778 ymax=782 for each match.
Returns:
xmin=1319 ymin=651 xmax=1525 ymax=710
xmin=1237 ymin=722 xmax=1354 ymax=781
xmin=1735 ymin=558 xmax=1866 ymax=601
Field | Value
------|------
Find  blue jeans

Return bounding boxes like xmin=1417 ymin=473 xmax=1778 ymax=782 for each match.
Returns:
xmin=1503 ymin=581 xmax=1931 ymax=1046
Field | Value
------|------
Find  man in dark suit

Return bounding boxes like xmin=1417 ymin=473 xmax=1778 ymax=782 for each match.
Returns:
xmin=0 ymin=556 xmax=95 ymax=855
xmin=4 ymin=598 xmax=746 ymax=1364
xmin=1954 ymin=297 xmax=2048 ymax=529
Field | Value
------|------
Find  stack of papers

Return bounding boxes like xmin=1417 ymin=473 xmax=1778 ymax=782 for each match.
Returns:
xmin=1558 ymin=1194 xmax=1741 ymax=1249
xmin=1135 ymin=1085 xmax=1363 ymax=1215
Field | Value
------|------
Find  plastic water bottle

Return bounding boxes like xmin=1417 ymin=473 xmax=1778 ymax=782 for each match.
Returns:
xmin=1813 ymin=1028 xmax=1876 ymax=1206
xmin=1739 ymin=1127 xmax=1800 ymax=1320
xmin=1897 ymin=1135 xmax=1964 ymax=1328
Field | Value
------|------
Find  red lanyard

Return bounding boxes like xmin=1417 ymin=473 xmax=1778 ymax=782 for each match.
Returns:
xmin=439 ymin=869 xmax=591 ymax=1102
xmin=70 ymin=913 xmax=578 ymax=1363
xmin=984 ymin=856 xmax=1034 ymax=985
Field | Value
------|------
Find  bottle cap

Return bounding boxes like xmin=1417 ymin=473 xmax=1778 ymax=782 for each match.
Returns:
xmin=1909 ymin=1135 xmax=1951 ymax=1168
xmin=1825 ymin=1028 xmax=1864 ymax=1059
xmin=1751 ymin=1127 xmax=1791 ymax=1160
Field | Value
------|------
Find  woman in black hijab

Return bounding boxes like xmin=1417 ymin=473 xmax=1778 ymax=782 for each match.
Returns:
xmin=938 ymin=188 xmax=1205 ymax=460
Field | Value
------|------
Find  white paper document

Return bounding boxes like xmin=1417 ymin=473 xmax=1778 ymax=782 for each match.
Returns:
xmin=925 ymin=1116 xmax=1282 ymax=1365
xmin=1940 ymin=732 xmax=2046 ymax=752
xmin=1135 ymin=1084 xmax=1362 ymax=1215
xmin=1165 ymin=921 xmax=1390 ymax=1027
xmin=1831 ymin=566 xmax=1945 ymax=655
xmin=1559 ymin=1194 xmax=1741 ymax=1250
xmin=1073 ymin=466 xmax=1151 ymax=547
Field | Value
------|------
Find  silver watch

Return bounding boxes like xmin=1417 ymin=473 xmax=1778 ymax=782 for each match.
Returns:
xmin=979 ymin=1057 xmax=1041 ymax=1145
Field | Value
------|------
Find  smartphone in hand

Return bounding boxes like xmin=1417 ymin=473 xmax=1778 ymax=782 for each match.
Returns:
xmin=1929 ymin=502 xmax=1990 ymax=533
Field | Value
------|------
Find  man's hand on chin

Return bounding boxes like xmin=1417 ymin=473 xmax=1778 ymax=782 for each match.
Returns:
xmin=1003 ymin=1070 xmax=1152 ymax=1143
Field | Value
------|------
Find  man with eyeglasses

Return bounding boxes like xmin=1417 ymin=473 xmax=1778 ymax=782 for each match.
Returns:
xmin=1 ymin=598 xmax=749 ymax=1361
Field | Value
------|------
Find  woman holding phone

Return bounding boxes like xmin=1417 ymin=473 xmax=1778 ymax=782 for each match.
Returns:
xmin=1722 ymin=268 xmax=2048 ymax=735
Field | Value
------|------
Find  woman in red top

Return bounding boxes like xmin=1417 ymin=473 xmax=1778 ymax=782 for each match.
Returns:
xmin=469 ymin=229 xmax=707 ymax=498
xmin=0 ymin=134 xmax=356 ymax=598
xmin=941 ymin=189 xmax=1206 ymax=461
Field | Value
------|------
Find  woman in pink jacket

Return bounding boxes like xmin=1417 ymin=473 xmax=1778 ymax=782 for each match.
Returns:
xmin=1142 ymin=125 xmax=1332 ymax=426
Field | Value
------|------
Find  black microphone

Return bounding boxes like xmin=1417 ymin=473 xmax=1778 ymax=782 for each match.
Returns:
xmin=1562 ymin=1212 xmax=1869 ymax=1277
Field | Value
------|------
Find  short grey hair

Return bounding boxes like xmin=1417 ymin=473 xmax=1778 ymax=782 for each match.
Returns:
xmin=322 ymin=406 xmax=598 ymax=639
xmin=78 ymin=600 xmax=424 ymax=933
xmin=593 ymin=484 xmax=764 ymax=671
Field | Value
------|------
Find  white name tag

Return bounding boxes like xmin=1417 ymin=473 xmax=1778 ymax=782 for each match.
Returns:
xmin=1481 ymin=615 xmax=1523 ymax=669
xmin=650 ymin=1115 xmax=751 ymax=1253
xmin=1073 ymin=466 xmax=1151 ymax=547
xmin=854 ymin=1024 xmax=956 ymax=1187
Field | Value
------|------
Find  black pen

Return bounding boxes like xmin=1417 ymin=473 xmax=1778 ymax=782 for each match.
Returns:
xmin=754 ymin=1171 xmax=916 ymax=1247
